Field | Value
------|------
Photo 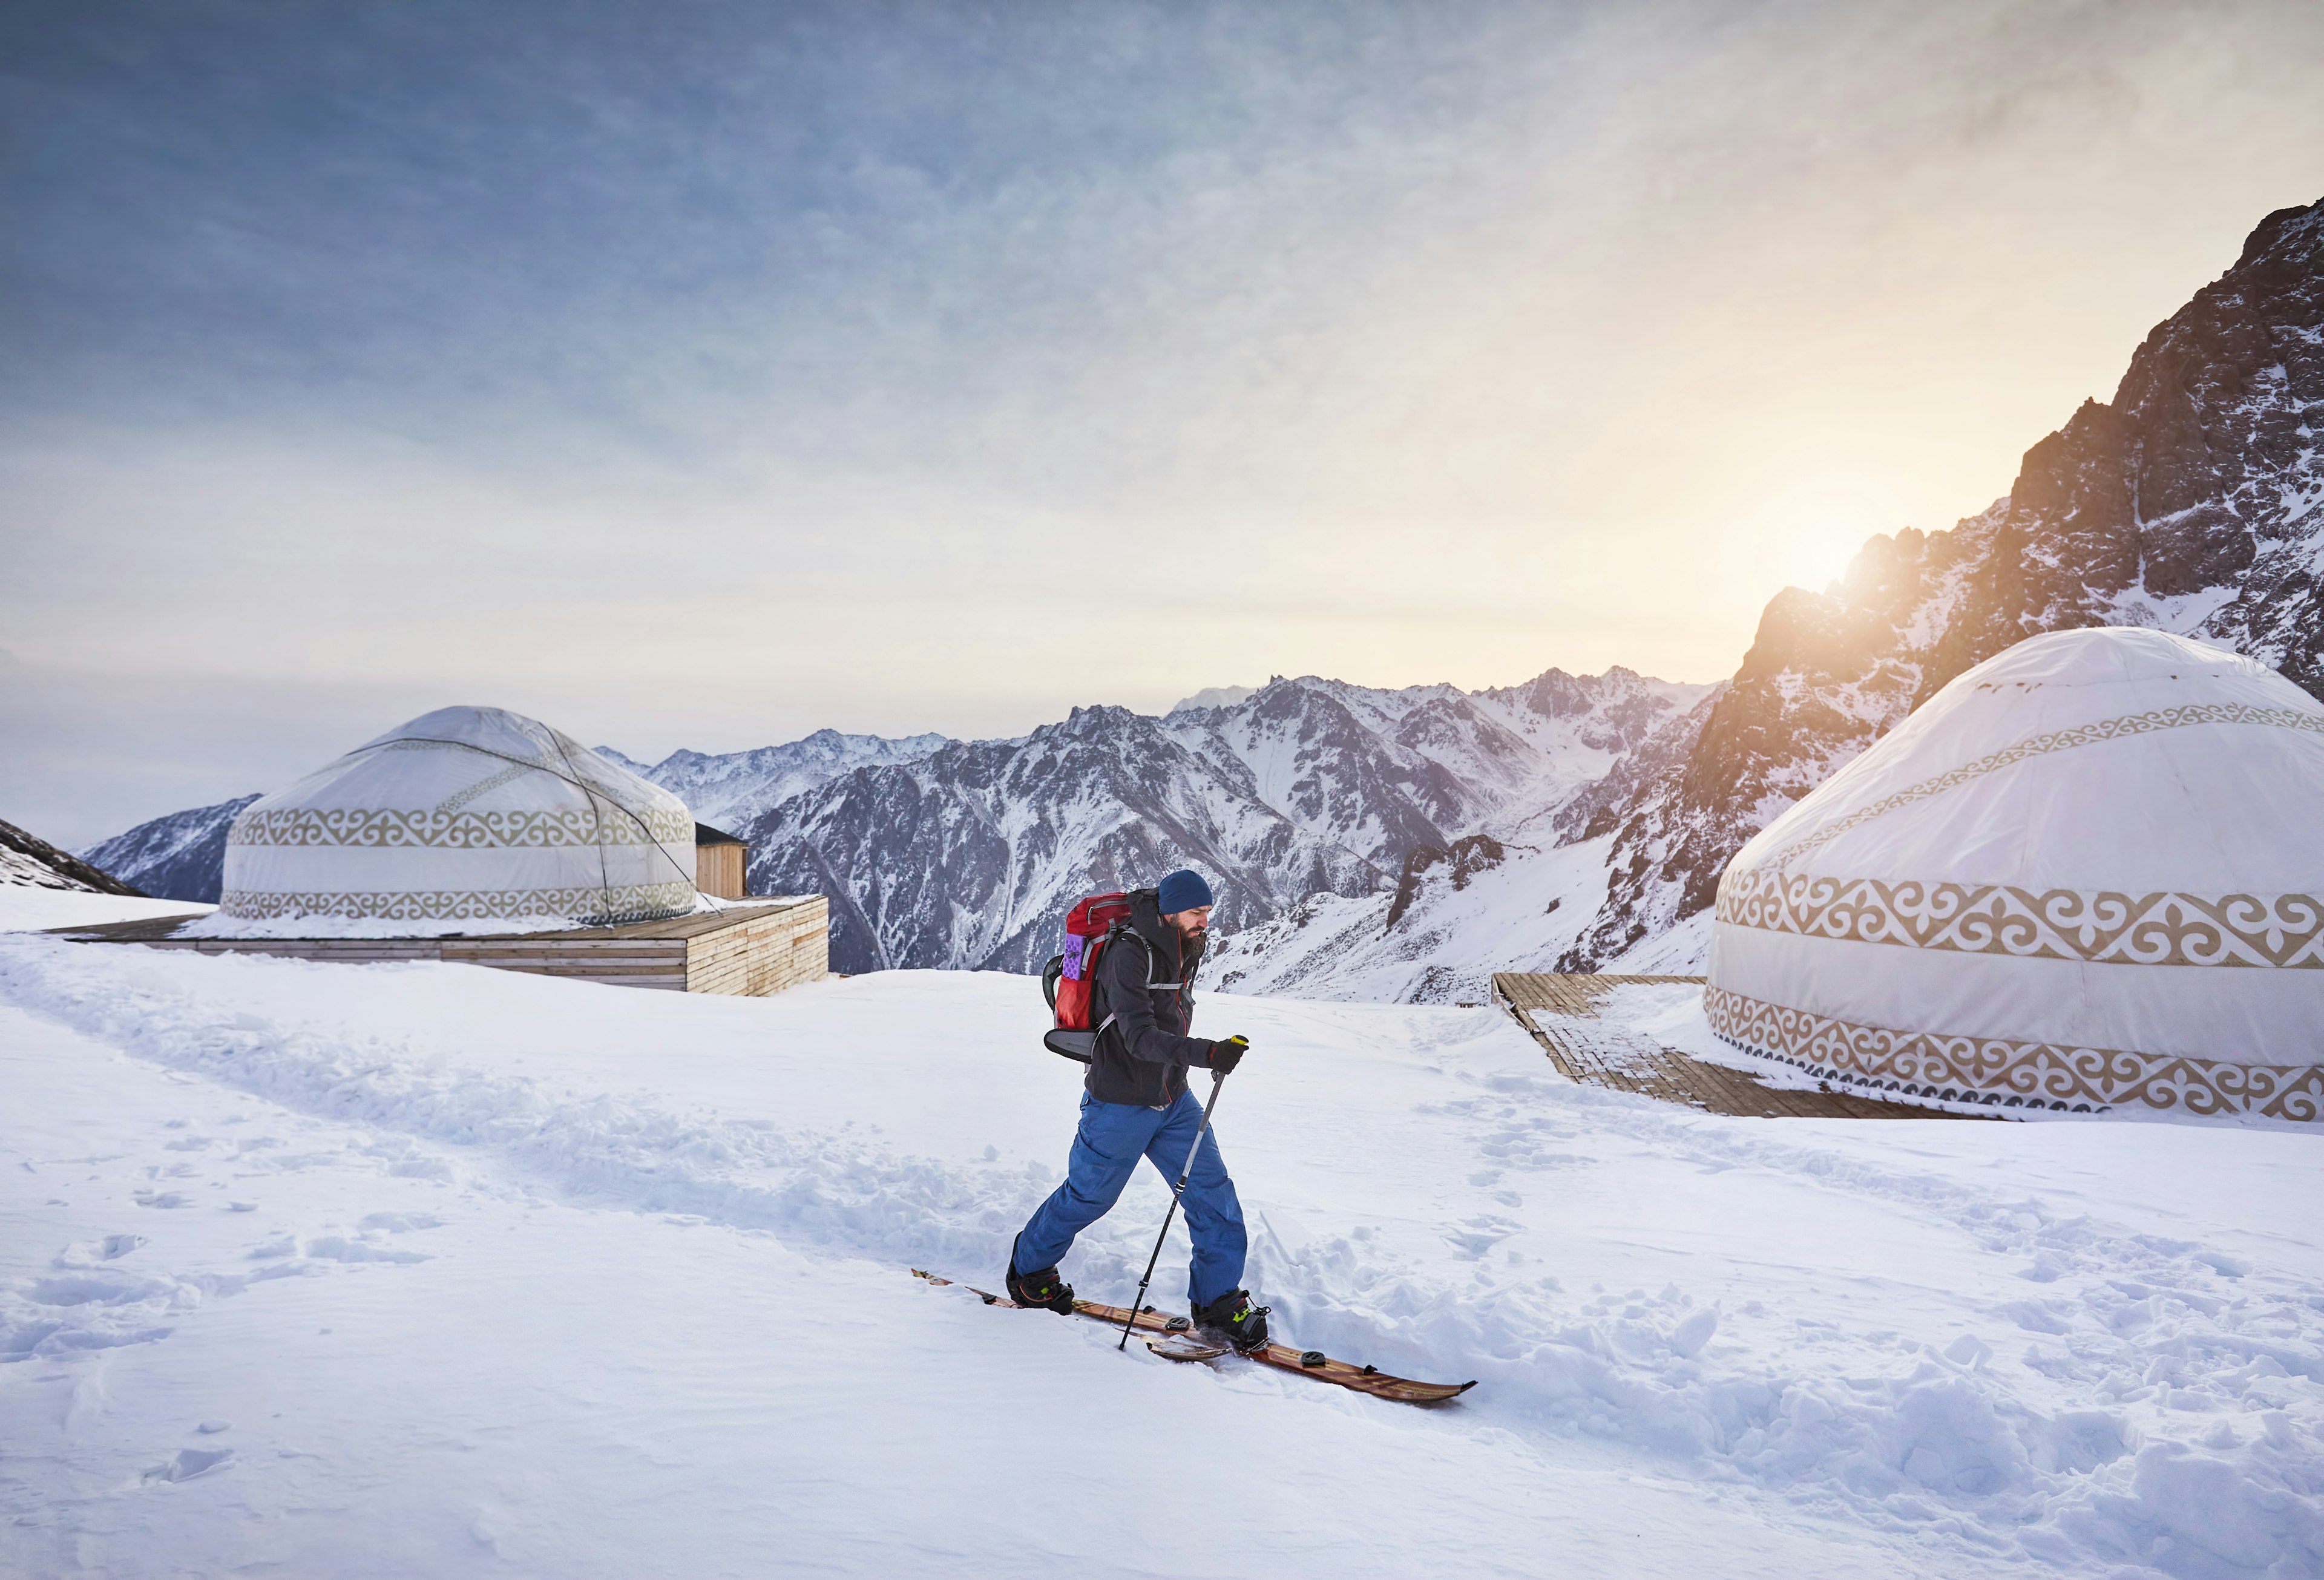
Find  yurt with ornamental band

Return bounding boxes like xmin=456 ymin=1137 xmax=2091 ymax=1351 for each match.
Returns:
xmin=219 ymin=706 xmax=700 ymax=927
xmin=1705 ymin=627 xmax=2324 ymax=1121
xmin=50 ymin=706 xmax=828 ymax=997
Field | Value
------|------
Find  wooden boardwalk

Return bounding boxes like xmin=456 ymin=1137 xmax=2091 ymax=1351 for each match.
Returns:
xmin=1491 ymin=973 xmax=1984 ymax=1120
xmin=48 ymin=898 xmax=829 ymax=997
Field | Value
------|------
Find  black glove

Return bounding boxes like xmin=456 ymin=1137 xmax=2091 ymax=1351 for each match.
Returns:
xmin=1206 ymin=1035 xmax=1250 ymax=1074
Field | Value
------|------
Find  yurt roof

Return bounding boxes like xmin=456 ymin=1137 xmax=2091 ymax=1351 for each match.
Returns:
xmin=1727 ymin=628 xmax=2323 ymax=893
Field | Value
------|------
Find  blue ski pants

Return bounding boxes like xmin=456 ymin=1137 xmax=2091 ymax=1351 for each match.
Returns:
xmin=1013 ymin=1087 xmax=1247 ymax=1311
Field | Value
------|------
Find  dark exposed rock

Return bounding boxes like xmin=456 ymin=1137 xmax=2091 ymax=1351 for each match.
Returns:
xmin=1384 ymin=834 xmax=1507 ymax=933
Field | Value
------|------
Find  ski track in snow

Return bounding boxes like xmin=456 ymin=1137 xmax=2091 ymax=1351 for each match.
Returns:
xmin=4 ymin=934 xmax=2322 ymax=1577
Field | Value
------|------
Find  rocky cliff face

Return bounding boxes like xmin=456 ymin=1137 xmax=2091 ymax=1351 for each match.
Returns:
xmin=1557 ymin=195 xmax=2324 ymax=970
xmin=76 ymin=795 xmax=256 ymax=903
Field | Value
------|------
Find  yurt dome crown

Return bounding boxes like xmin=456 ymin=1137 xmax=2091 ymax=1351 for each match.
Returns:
xmin=219 ymin=706 xmax=698 ymax=929
xmin=1706 ymin=627 xmax=2324 ymax=1121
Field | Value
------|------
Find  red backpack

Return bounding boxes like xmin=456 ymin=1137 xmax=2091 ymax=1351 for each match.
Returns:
xmin=1040 ymin=890 xmax=1142 ymax=1063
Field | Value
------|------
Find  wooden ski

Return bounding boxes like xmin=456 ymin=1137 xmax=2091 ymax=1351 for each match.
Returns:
xmin=911 ymin=1270 xmax=1475 ymax=1405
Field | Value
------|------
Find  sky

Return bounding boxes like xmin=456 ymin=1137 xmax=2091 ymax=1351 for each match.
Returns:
xmin=4 ymin=0 xmax=2323 ymax=847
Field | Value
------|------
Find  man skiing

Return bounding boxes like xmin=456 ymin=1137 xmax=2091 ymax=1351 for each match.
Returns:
xmin=1006 ymin=868 xmax=1270 ymax=1352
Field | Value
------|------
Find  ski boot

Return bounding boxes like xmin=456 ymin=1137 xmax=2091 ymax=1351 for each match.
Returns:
xmin=1005 ymin=1236 xmax=1075 ymax=1314
xmin=1192 ymin=1289 xmax=1272 ymax=1354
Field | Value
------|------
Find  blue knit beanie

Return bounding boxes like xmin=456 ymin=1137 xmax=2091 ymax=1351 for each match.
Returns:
xmin=1155 ymin=869 xmax=1215 ymax=915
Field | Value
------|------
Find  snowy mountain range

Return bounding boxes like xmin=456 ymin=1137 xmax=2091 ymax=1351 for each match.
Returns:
xmin=75 ymin=194 xmax=2323 ymax=998
xmin=730 ymin=668 xmax=1709 ymax=975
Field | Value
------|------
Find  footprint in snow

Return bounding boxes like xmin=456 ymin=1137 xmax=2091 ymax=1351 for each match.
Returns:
xmin=54 ymin=1234 xmax=145 ymax=1267
xmin=1443 ymin=1216 xmax=1523 ymax=1259
xmin=25 ymin=1274 xmax=173 ymax=1308
xmin=356 ymin=1212 xmax=444 ymax=1233
xmin=303 ymin=1236 xmax=430 ymax=1265
xmin=143 ymin=1447 xmax=233 ymax=1484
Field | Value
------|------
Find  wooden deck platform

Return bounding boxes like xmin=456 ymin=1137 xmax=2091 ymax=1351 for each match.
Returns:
xmin=1491 ymin=972 xmax=1987 ymax=1120
xmin=48 ymin=897 xmax=829 ymax=997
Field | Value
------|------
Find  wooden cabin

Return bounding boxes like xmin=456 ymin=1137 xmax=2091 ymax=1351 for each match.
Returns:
xmin=694 ymin=822 xmax=750 ymax=899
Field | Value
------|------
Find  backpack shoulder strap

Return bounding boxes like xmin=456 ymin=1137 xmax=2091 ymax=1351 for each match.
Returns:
xmin=1091 ymin=922 xmax=1167 ymax=1042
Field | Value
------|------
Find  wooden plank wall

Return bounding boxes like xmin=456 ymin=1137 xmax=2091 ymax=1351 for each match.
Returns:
xmin=1491 ymin=972 xmax=1985 ymax=1121
xmin=695 ymin=844 xmax=746 ymax=900
xmin=445 ymin=934 xmax=689 ymax=991
xmin=686 ymin=896 xmax=828 ymax=996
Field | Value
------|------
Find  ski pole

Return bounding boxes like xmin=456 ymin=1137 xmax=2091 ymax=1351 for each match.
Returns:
xmin=1118 ymin=1070 xmax=1229 ymax=1352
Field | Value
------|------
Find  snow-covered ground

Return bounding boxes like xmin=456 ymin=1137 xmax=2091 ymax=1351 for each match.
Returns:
xmin=1203 ymin=836 xmax=1724 ymax=1003
xmin=1206 ymin=836 xmax=1621 ymax=1002
xmin=5 ymin=896 xmax=2322 ymax=1578
xmin=0 ymin=888 xmax=214 ymax=933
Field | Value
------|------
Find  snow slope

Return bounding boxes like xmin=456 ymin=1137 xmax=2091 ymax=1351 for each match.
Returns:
xmin=5 ymin=896 xmax=2321 ymax=1577
xmin=0 ymin=889 xmax=211 ymax=933
xmin=1205 ymin=833 xmax=1618 ymax=1003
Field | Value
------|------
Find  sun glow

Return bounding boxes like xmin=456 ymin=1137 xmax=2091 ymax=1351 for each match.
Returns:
xmin=1715 ymin=472 xmax=1932 ymax=601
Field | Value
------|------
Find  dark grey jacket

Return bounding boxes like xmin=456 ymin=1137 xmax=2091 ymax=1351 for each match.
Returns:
xmin=1086 ymin=890 xmax=1217 ymax=1107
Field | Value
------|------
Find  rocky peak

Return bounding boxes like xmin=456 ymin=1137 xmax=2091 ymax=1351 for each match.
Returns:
xmin=1511 ymin=667 xmax=1594 ymax=718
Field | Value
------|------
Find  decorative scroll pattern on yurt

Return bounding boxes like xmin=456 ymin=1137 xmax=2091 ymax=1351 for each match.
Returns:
xmin=232 ymin=806 xmax=695 ymax=849
xmin=1705 ymin=986 xmax=2324 ymax=1121
xmin=1759 ymin=704 xmax=2324 ymax=872
xmin=1716 ymin=873 xmax=2324 ymax=968
xmin=218 ymin=882 xmax=698 ymax=924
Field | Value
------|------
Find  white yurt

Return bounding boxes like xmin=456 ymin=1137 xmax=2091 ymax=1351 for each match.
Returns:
xmin=1706 ymin=628 xmax=2324 ymax=1121
xmin=217 ymin=706 xmax=698 ymax=930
